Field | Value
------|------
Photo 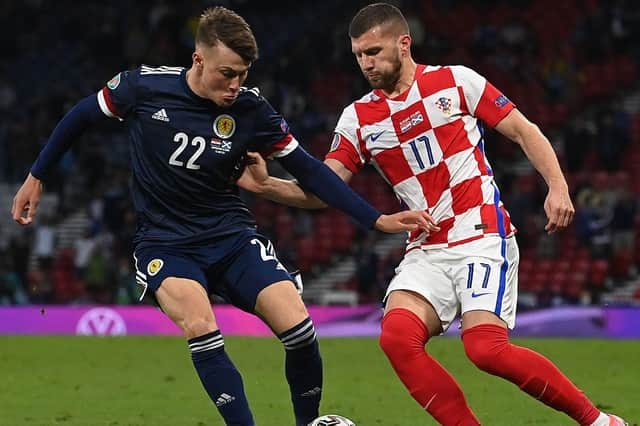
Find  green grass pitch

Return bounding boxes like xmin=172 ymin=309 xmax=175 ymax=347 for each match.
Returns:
xmin=1 ymin=336 xmax=638 ymax=425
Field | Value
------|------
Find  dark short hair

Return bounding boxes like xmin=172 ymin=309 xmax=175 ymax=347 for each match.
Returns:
xmin=196 ymin=6 xmax=259 ymax=64
xmin=349 ymin=2 xmax=409 ymax=38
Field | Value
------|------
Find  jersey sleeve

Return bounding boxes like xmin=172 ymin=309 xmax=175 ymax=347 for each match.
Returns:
xmin=96 ymin=69 xmax=139 ymax=121
xmin=325 ymin=105 xmax=366 ymax=173
xmin=252 ymin=94 xmax=299 ymax=158
xmin=450 ymin=65 xmax=515 ymax=128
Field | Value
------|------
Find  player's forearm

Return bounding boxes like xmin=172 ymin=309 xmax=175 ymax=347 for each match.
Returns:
xmin=515 ymin=124 xmax=568 ymax=190
xmin=278 ymin=147 xmax=381 ymax=228
xmin=30 ymin=95 xmax=105 ymax=181
xmin=255 ymin=176 xmax=327 ymax=209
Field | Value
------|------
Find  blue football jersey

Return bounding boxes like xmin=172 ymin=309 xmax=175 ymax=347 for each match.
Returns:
xmin=97 ymin=65 xmax=298 ymax=245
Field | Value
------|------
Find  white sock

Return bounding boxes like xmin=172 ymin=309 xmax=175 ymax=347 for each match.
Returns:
xmin=590 ymin=412 xmax=609 ymax=426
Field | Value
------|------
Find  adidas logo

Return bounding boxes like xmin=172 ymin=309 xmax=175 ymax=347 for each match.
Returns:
xmin=301 ymin=386 xmax=322 ymax=397
xmin=152 ymin=108 xmax=170 ymax=122
xmin=215 ymin=393 xmax=236 ymax=407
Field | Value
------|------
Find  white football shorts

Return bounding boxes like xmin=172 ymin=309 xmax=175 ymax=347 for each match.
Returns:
xmin=385 ymin=235 xmax=520 ymax=332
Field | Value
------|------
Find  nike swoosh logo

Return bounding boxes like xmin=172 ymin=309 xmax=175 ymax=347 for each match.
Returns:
xmin=370 ymin=130 xmax=385 ymax=141
xmin=471 ymin=291 xmax=492 ymax=298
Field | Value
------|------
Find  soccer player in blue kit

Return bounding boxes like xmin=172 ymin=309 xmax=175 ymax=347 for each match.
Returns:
xmin=11 ymin=7 xmax=436 ymax=426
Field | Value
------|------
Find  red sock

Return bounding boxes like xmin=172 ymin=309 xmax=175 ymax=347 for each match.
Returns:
xmin=380 ymin=309 xmax=480 ymax=426
xmin=461 ymin=324 xmax=600 ymax=425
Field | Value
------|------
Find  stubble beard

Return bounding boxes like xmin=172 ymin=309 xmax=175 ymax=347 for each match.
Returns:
xmin=365 ymin=53 xmax=403 ymax=91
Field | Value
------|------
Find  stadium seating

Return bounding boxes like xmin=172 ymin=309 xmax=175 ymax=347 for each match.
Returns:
xmin=1 ymin=0 xmax=638 ymax=307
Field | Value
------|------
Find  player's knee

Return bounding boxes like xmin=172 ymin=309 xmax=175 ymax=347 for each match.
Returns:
xmin=462 ymin=324 xmax=509 ymax=372
xmin=183 ymin=317 xmax=217 ymax=339
xmin=286 ymin=301 xmax=308 ymax=323
xmin=379 ymin=309 xmax=428 ymax=362
xmin=463 ymin=340 xmax=494 ymax=372
xmin=379 ymin=325 xmax=403 ymax=358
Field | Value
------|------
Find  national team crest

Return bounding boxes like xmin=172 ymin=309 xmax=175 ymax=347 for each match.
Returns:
xmin=147 ymin=259 xmax=164 ymax=276
xmin=435 ymin=97 xmax=452 ymax=116
xmin=107 ymin=73 xmax=121 ymax=90
xmin=213 ymin=114 xmax=236 ymax=139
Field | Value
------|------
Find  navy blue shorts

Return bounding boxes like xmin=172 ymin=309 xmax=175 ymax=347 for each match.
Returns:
xmin=133 ymin=230 xmax=294 ymax=313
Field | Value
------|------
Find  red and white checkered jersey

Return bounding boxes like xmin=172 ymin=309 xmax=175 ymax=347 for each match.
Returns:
xmin=326 ymin=64 xmax=517 ymax=250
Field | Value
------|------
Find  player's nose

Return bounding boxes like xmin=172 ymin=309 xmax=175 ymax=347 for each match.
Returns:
xmin=228 ymin=76 xmax=242 ymax=91
xmin=362 ymin=54 xmax=375 ymax=69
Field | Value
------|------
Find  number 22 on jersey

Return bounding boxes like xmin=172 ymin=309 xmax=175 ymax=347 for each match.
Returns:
xmin=169 ymin=132 xmax=205 ymax=170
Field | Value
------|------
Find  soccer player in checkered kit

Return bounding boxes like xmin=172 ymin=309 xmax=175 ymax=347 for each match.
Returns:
xmin=11 ymin=6 xmax=435 ymax=426
xmin=237 ymin=3 xmax=627 ymax=425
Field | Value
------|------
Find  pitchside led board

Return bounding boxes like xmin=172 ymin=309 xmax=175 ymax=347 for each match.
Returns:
xmin=0 ymin=306 xmax=638 ymax=337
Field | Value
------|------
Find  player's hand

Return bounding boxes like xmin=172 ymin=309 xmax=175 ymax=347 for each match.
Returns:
xmin=375 ymin=210 xmax=440 ymax=234
xmin=12 ymin=173 xmax=43 ymax=225
xmin=236 ymin=151 xmax=269 ymax=193
xmin=543 ymin=185 xmax=574 ymax=234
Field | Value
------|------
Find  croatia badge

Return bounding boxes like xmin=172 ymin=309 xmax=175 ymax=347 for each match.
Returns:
xmin=435 ymin=97 xmax=453 ymax=116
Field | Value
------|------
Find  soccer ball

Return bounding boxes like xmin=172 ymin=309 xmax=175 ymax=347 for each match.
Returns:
xmin=309 ymin=414 xmax=356 ymax=426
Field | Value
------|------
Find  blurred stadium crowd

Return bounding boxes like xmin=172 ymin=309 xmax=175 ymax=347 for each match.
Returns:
xmin=1 ymin=0 xmax=639 ymax=308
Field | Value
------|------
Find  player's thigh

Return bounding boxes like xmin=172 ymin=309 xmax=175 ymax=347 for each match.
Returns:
xmin=155 ymin=276 xmax=218 ymax=338
xmin=385 ymin=289 xmax=443 ymax=337
xmin=222 ymin=234 xmax=302 ymax=332
xmin=461 ymin=309 xmax=507 ymax=331
xmin=134 ymin=246 xmax=209 ymax=298
xmin=134 ymin=246 xmax=214 ymax=338
xmin=255 ymin=280 xmax=309 ymax=334
xmin=450 ymin=236 xmax=519 ymax=331
xmin=384 ymin=249 xmax=458 ymax=335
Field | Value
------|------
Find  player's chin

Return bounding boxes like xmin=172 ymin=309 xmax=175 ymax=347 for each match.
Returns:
xmin=366 ymin=77 xmax=383 ymax=88
xmin=218 ymin=96 xmax=237 ymax=107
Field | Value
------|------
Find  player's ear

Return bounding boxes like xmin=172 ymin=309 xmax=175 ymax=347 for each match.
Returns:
xmin=398 ymin=34 xmax=411 ymax=55
xmin=192 ymin=51 xmax=204 ymax=68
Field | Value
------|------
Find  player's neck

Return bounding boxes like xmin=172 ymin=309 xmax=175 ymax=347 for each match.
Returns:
xmin=185 ymin=68 xmax=209 ymax=101
xmin=381 ymin=60 xmax=417 ymax=99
